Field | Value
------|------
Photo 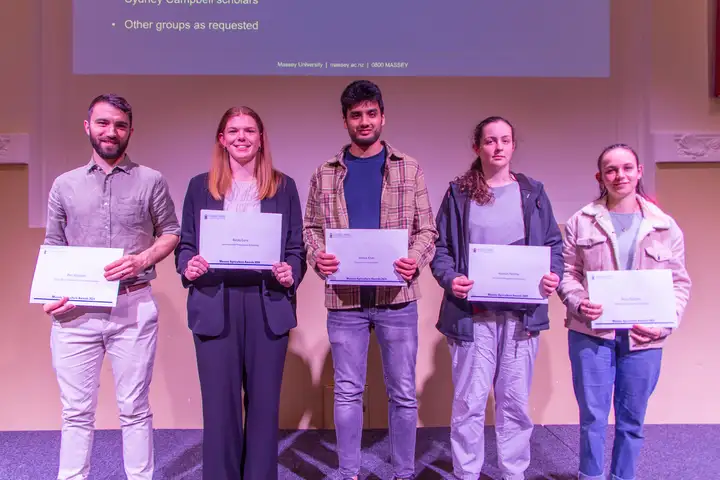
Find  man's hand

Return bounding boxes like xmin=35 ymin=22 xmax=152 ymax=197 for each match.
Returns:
xmin=316 ymin=250 xmax=339 ymax=276
xmin=394 ymin=257 xmax=418 ymax=282
xmin=540 ymin=272 xmax=560 ymax=298
xmin=104 ymin=254 xmax=149 ymax=281
xmin=451 ymin=275 xmax=474 ymax=299
xmin=272 ymin=262 xmax=294 ymax=288
xmin=184 ymin=255 xmax=209 ymax=281
xmin=43 ymin=297 xmax=75 ymax=317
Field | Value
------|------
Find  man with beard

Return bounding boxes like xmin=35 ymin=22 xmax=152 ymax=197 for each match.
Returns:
xmin=303 ymin=80 xmax=438 ymax=480
xmin=42 ymin=94 xmax=180 ymax=480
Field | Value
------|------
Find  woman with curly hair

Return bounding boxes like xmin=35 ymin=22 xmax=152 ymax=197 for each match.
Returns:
xmin=430 ymin=116 xmax=564 ymax=480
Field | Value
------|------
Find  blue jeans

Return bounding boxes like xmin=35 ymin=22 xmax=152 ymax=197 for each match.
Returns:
xmin=327 ymin=301 xmax=419 ymax=479
xmin=568 ymin=330 xmax=662 ymax=480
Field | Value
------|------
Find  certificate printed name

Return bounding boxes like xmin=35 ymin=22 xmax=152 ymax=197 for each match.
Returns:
xmin=199 ymin=209 xmax=281 ymax=270
xmin=587 ymin=269 xmax=677 ymax=329
xmin=325 ymin=228 xmax=408 ymax=286
xmin=468 ymin=244 xmax=550 ymax=304
xmin=29 ymin=245 xmax=124 ymax=307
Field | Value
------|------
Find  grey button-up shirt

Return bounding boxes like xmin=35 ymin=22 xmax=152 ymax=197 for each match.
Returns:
xmin=44 ymin=155 xmax=181 ymax=286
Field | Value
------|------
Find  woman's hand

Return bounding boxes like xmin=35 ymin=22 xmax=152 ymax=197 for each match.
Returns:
xmin=451 ymin=275 xmax=474 ymax=299
xmin=579 ymin=298 xmax=603 ymax=324
xmin=630 ymin=325 xmax=671 ymax=344
xmin=272 ymin=262 xmax=294 ymax=288
xmin=184 ymin=255 xmax=209 ymax=281
xmin=540 ymin=272 xmax=560 ymax=297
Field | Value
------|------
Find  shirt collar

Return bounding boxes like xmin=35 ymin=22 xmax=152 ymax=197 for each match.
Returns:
xmin=86 ymin=154 xmax=134 ymax=174
xmin=329 ymin=140 xmax=405 ymax=165
xmin=581 ymin=194 xmax=671 ymax=230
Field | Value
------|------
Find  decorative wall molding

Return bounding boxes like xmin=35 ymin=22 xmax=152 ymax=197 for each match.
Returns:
xmin=0 ymin=133 xmax=30 ymax=165
xmin=653 ymin=132 xmax=720 ymax=163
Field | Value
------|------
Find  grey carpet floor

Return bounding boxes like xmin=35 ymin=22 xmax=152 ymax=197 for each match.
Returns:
xmin=0 ymin=425 xmax=715 ymax=479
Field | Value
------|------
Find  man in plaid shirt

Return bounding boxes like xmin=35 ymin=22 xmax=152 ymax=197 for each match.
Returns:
xmin=303 ymin=80 xmax=438 ymax=480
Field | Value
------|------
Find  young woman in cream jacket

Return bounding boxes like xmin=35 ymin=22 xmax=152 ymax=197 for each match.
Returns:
xmin=558 ymin=143 xmax=691 ymax=480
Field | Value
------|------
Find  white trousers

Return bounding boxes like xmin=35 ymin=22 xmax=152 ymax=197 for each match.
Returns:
xmin=50 ymin=285 xmax=159 ymax=480
xmin=448 ymin=312 xmax=539 ymax=480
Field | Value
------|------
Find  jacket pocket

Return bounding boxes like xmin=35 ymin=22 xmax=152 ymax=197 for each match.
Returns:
xmin=576 ymin=235 xmax=608 ymax=269
xmin=263 ymin=289 xmax=297 ymax=336
xmin=576 ymin=235 xmax=607 ymax=248
xmin=115 ymin=196 xmax=147 ymax=228
xmin=187 ymin=284 xmax=224 ymax=336
xmin=644 ymin=244 xmax=673 ymax=263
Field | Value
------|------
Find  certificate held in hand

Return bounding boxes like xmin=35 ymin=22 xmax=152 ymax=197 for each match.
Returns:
xmin=29 ymin=245 xmax=124 ymax=307
xmin=587 ymin=269 xmax=677 ymax=329
xmin=325 ymin=228 xmax=408 ymax=286
xmin=468 ymin=243 xmax=550 ymax=304
xmin=199 ymin=209 xmax=281 ymax=270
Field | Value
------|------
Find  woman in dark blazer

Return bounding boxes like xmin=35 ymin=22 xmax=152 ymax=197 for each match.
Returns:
xmin=175 ymin=106 xmax=306 ymax=480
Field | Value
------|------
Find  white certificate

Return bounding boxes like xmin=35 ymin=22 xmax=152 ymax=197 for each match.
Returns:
xmin=587 ymin=269 xmax=677 ymax=329
xmin=325 ymin=228 xmax=408 ymax=286
xmin=29 ymin=245 xmax=124 ymax=307
xmin=468 ymin=244 xmax=550 ymax=304
xmin=199 ymin=209 xmax=281 ymax=270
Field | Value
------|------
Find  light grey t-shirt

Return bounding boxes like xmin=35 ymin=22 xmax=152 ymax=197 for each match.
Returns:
xmin=609 ymin=211 xmax=642 ymax=270
xmin=469 ymin=181 xmax=524 ymax=245
xmin=469 ymin=182 xmax=526 ymax=312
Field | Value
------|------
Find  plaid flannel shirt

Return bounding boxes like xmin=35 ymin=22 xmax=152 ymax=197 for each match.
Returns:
xmin=303 ymin=141 xmax=438 ymax=310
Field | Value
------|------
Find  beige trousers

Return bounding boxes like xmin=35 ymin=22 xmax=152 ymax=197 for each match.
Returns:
xmin=448 ymin=311 xmax=539 ymax=480
xmin=50 ymin=285 xmax=158 ymax=480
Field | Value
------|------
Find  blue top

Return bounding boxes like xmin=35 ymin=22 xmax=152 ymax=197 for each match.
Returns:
xmin=343 ymin=147 xmax=385 ymax=229
xmin=609 ymin=211 xmax=642 ymax=270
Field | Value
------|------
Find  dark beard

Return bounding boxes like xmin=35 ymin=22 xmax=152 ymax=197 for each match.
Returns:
xmin=90 ymin=134 xmax=128 ymax=161
xmin=350 ymin=129 xmax=381 ymax=147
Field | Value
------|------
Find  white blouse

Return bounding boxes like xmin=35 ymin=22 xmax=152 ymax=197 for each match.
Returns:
xmin=223 ymin=179 xmax=261 ymax=213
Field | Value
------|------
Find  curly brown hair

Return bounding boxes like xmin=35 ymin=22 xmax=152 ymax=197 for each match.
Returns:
xmin=454 ymin=116 xmax=515 ymax=205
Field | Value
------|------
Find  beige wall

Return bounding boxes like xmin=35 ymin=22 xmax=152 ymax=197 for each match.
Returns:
xmin=650 ymin=163 xmax=720 ymax=423
xmin=0 ymin=0 xmax=717 ymax=431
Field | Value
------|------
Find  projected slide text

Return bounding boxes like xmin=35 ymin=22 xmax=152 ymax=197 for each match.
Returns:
xmin=73 ymin=0 xmax=610 ymax=77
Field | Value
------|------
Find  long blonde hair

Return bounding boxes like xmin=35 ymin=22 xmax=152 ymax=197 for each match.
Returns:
xmin=208 ymin=106 xmax=281 ymax=200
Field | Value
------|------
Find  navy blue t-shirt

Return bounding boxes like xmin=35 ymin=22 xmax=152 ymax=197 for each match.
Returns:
xmin=343 ymin=147 xmax=385 ymax=228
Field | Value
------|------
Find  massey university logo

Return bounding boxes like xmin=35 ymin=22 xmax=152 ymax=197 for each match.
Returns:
xmin=329 ymin=233 xmax=333 ymax=238
xmin=203 ymin=214 xmax=208 ymax=220
xmin=472 ymin=248 xmax=477 ymax=253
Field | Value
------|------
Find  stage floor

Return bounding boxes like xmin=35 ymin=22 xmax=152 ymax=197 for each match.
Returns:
xmin=1 ymin=425 xmax=715 ymax=479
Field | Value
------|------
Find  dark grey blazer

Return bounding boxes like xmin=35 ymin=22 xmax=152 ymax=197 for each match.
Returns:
xmin=174 ymin=172 xmax=307 ymax=337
